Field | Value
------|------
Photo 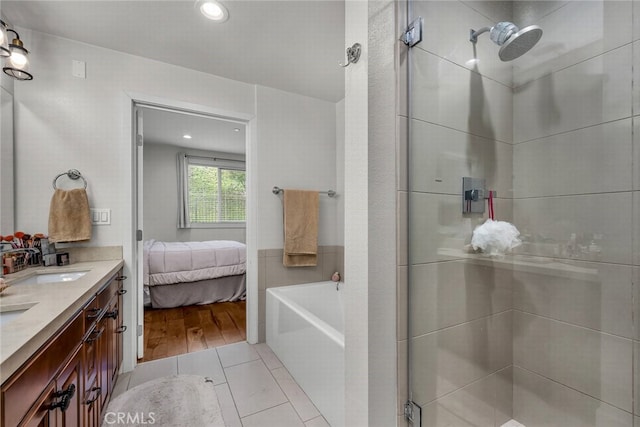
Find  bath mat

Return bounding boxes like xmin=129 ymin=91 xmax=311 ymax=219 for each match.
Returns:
xmin=102 ymin=375 xmax=225 ymax=427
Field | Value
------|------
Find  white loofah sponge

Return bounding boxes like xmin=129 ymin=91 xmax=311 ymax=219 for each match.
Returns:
xmin=471 ymin=219 xmax=522 ymax=256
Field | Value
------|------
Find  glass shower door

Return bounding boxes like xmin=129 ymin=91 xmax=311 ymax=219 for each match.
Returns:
xmin=405 ymin=1 xmax=636 ymax=426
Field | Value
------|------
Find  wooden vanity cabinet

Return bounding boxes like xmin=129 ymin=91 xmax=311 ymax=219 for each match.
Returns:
xmin=83 ymin=270 xmax=125 ymax=427
xmin=1 ymin=269 xmax=126 ymax=427
xmin=15 ymin=345 xmax=82 ymax=427
xmin=1 ymin=313 xmax=83 ymax=427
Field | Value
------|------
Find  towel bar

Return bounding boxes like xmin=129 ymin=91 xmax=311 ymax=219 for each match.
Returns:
xmin=52 ymin=169 xmax=88 ymax=190
xmin=272 ymin=186 xmax=336 ymax=198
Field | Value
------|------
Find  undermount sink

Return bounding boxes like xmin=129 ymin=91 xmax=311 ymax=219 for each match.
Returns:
xmin=11 ymin=271 xmax=89 ymax=286
xmin=0 ymin=302 xmax=38 ymax=326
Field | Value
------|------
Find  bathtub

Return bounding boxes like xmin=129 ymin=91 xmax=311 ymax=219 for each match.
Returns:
xmin=266 ymin=281 xmax=344 ymax=427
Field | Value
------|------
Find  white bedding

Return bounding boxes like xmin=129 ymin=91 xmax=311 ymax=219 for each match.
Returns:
xmin=144 ymin=239 xmax=246 ymax=286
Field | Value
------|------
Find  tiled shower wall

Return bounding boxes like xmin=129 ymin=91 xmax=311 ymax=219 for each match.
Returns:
xmin=511 ymin=1 xmax=639 ymax=425
xmin=257 ymin=246 xmax=344 ymax=342
xmin=398 ymin=1 xmax=640 ymax=426
xmin=398 ymin=1 xmax=516 ymax=425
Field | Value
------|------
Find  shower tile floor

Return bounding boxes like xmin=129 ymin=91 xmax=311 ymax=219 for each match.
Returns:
xmin=111 ymin=341 xmax=329 ymax=427
xmin=501 ymin=421 xmax=526 ymax=427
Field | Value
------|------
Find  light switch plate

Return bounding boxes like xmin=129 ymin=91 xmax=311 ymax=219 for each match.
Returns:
xmin=90 ymin=208 xmax=110 ymax=225
xmin=72 ymin=60 xmax=86 ymax=78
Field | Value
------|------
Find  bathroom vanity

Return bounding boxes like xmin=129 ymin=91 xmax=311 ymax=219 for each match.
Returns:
xmin=0 ymin=260 xmax=125 ymax=427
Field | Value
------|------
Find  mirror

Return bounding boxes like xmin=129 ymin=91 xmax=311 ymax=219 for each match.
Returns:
xmin=0 ymin=87 xmax=14 ymax=233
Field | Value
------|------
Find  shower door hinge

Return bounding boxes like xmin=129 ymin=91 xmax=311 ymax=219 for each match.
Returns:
xmin=404 ymin=401 xmax=422 ymax=426
xmin=136 ymin=229 xmax=143 ymax=241
xmin=402 ymin=17 xmax=423 ymax=47
xmin=137 ymin=324 xmax=143 ymax=336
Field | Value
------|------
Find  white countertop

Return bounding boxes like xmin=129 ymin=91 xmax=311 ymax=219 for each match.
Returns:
xmin=0 ymin=259 xmax=124 ymax=384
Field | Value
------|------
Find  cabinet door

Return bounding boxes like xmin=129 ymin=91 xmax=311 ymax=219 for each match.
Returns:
xmin=97 ymin=315 xmax=110 ymax=408
xmin=82 ymin=320 xmax=104 ymax=427
xmin=19 ymin=381 xmax=56 ymax=427
xmin=83 ymin=381 xmax=101 ymax=427
xmin=116 ymin=285 xmax=126 ymax=379
xmin=105 ymin=297 xmax=119 ymax=394
xmin=54 ymin=348 xmax=82 ymax=427
xmin=83 ymin=326 xmax=99 ymax=390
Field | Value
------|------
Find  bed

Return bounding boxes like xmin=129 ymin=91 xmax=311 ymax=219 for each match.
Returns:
xmin=143 ymin=239 xmax=246 ymax=308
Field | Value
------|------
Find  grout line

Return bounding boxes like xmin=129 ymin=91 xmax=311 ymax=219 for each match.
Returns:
xmin=217 ymin=382 xmax=242 ymax=426
xmin=512 ymin=42 xmax=634 ymax=91
xmin=270 ymin=365 xmax=318 ymax=422
xmin=218 ymin=359 xmax=243 ymax=423
xmin=418 ymin=365 xmax=513 ymax=408
xmin=409 ymin=116 xmax=513 ymax=145
xmin=511 ymin=190 xmax=634 ymax=200
xmin=410 ymin=308 xmax=512 ymax=339
xmin=513 ymin=309 xmax=633 ymax=342
xmin=512 ymin=116 xmax=632 ymax=145
xmin=513 ymin=365 xmax=633 ymax=415
xmin=239 ymin=402 xmax=300 ymax=422
xmin=413 ymin=45 xmax=513 ymax=90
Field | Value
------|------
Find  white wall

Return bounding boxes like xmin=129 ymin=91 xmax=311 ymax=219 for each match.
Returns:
xmin=11 ymin=29 xmax=256 ymax=373
xmin=367 ymin=1 xmax=397 ymax=425
xmin=1 ymin=13 xmax=15 ymax=234
xmin=143 ymin=143 xmax=246 ymax=243
xmin=255 ymin=85 xmax=339 ymax=250
xmin=10 ymin=28 xmax=342 ymax=370
xmin=12 ymin=29 xmax=256 ymax=243
xmin=336 ymin=98 xmax=345 ymax=246
xmin=344 ymin=0 xmax=369 ymax=426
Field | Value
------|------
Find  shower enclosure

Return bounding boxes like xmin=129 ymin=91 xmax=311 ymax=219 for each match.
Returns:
xmin=403 ymin=1 xmax=638 ymax=426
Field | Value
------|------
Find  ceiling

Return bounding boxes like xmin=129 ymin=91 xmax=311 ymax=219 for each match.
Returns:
xmin=1 ymin=0 xmax=345 ymax=103
xmin=140 ymin=106 xmax=247 ymax=154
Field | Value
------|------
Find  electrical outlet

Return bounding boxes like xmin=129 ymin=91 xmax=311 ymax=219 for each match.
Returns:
xmin=90 ymin=208 xmax=111 ymax=225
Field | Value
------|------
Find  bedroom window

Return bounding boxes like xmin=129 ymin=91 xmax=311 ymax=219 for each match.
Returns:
xmin=178 ymin=154 xmax=246 ymax=228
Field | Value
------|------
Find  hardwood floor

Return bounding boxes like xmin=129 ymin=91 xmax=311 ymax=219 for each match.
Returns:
xmin=140 ymin=301 xmax=246 ymax=363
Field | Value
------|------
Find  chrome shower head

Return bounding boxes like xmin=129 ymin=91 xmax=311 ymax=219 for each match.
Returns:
xmin=470 ymin=22 xmax=542 ymax=61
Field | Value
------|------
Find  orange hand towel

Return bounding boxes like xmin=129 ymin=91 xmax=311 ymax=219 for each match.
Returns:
xmin=48 ymin=188 xmax=92 ymax=243
xmin=283 ymin=189 xmax=319 ymax=267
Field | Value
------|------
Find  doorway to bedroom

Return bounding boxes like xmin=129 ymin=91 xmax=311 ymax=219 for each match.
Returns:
xmin=134 ymin=102 xmax=250 ymax=363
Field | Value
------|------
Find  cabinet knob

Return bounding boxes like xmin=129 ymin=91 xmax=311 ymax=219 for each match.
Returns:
xmin=84 ymin=387 xmax=102 ymax=405
xmin=86 ymin=307 xmax=101 ymax=319
xmin=50 ymin=384 xmax=76 ymax=412
xmin=118 ymin=289 xmax=127 ymax=295
xmin=115 ymin=325 xmax=127 ymax=334
xmin=105 ymin=309 xmax=118 ymax=319
xmin=85 ymin=326 xmax=105 ymax=343
xmin=116 ymin=275 xmax=127 ymax=281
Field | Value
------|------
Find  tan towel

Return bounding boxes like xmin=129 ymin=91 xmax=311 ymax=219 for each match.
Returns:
xmin=48 ymin=188 xmax=92 ymax=243
xmin=283 ymin=189 xmax=319 ymax=267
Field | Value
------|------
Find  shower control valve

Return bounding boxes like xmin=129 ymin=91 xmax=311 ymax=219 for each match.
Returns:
xmin=464 ymin=189 xmax=484 ymax=202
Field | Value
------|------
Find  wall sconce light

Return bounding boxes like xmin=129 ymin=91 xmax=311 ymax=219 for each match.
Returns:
xmin=0 ymin=21 xmax=10 ymax=57
xmin=2 ymin=24 xmax=33 ymax=81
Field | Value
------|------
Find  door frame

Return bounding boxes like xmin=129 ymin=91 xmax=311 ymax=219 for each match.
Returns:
xmin=122 ymin=91 xmax=257 ymax=367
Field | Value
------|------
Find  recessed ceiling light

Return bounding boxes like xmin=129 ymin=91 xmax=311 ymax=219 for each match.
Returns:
xmin=183 ymin=134 xmax=192 ymax=139
xmin=199 ymin=1 xmax=229 ymax=22
xmin=233 ymin=128 xmax=240 ymax=132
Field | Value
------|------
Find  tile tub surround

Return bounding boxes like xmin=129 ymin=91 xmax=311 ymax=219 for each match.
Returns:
xmin=0 ymin=259 xmax=125 ymax=382
xmin=112 ymin=342 xmax=329 ymax=427
xmin=257 ymin=246 xmax=343 ymax=341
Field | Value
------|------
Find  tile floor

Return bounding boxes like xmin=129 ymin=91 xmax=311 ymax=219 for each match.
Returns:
xmin=501 ymin=420 xmax=526 ymax=427
xmin=111 ymin=341 xmax=330 ymax=427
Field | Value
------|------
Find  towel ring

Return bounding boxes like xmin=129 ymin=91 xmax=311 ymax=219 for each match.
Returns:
xmin=52 ymin=169 xmax=88 ymax=190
